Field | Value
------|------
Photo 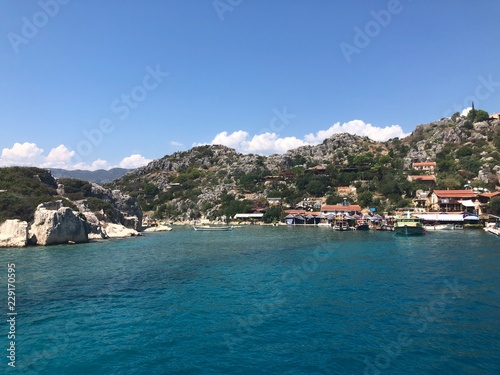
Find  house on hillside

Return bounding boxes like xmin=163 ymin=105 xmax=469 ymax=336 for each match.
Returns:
xmin=306 ymin=165 xmax=327 ymax=174
xmin=430 ymin=190 xmax=477 ymax=212
xmin=476 ymin=192 xmax=500 ymax=215
xmin=412 ymin=162 xmax=436 ymax=174
xmin=407 ymin=175 xmax=436 ymax=184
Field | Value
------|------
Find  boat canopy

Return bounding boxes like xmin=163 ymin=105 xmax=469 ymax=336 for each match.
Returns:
xmin=417 ymin=213 xmax=464 ymax=222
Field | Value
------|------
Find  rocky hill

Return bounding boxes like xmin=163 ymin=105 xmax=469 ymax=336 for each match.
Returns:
xmin=0 ymin=167 xmax=142 ymax=247
xmin=107 ymin=110 xmax=500 ymax=222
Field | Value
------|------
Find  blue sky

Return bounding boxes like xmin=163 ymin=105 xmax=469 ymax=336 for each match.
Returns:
xmin=1 ymin=0 xmax=500 ymax=170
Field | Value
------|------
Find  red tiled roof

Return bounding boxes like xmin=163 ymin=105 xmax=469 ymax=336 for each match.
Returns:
xmin=478 ymin=192 xmax=500 ymax=199
xmin=284 ymin=210 xmax=322 ymax=216
xmin=409 ymin=175 xmax=436 ymax=181
xmin=321 ymin=205 xmax=362 ymax=212
xmin=284 ymin=209 xmax=307 ymax=215
xmin=433 ymin=190 xmax=476 ymax=198
xmin=413 ymin=162 xmax=436 ymax=167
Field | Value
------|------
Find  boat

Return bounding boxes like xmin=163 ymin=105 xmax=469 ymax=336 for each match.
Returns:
xmin=193 ymin=225 xmax=233 ymax=231
xmin=356 ymin=220 xmax=370 ymax=230
xmin=333 ymin=220 xmax=352 ymax=231
xmin=484 ymin=223 xmax=500 ymax=236
xmin=394 ymin=214 xmax=425 ymax=236
xmin=423 ymin=223 xmax=455 ymax=231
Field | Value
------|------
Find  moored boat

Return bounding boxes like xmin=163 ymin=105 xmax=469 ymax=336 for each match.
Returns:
xmin=423 ymin=223 xmax=455 ymax=231
xmin=484 ymin=223 xmax=500 ymax=236
xmin=356 ymin=220 xmax=370 ymax=230
xmin=333 ymin=220 xmax=352 ymax=231
xmin=394 ymin=215 xmax=425 ymax=236
xmin=193 ymin=225 xmax=233 ymax=231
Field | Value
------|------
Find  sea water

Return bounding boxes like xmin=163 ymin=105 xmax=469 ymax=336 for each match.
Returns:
xmin=0 ymin=227 xmax=499 ymax=374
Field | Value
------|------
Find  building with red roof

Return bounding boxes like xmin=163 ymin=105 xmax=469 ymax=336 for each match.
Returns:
xmin=430 ymin=190 xmax=477 ymax=212
xmin=321 ymin=204 xmax=362 ymax=215
xmin=407 ymin=175 xmax=436 ymax=183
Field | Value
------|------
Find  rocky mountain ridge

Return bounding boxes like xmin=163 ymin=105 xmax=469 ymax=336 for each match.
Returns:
xmin=108 ymin=112 xmax=499 ymax=221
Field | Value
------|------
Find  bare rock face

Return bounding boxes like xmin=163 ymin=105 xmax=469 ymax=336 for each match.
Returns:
xmin=102 ymin=223 xmax=139 ymax=238
xmin=0 ymin=220 xmax=29 ymax=247
xmin=29 ymin=201 xmax=88 ymax=245
xmin=73 ymin=200 xmax=109 ymax=240
xmin=90 ymin=184 xmax=143 ymax=231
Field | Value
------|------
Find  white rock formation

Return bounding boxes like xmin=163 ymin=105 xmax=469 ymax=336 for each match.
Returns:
xmin=29 ymin=201 xmax=88 ymax=246
xmin=0 ymin=220 xmax=29 ymax=247
xmin=102 ymin=223 xmax=139 ymax=238
xmin=142 ymin=225 xmax=172 ymax=232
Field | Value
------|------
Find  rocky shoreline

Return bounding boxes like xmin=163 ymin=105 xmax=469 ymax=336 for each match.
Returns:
xmin=0 ymin=200 xmax=142 ymax=248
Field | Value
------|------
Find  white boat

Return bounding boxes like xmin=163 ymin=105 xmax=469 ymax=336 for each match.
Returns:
xmin=484 ymin=224 xmax=500 ymax=236
xmin=423 ymin=223 xmax=455 ymax=231
xmin=193 ymin=225 xmax=233 ymax=231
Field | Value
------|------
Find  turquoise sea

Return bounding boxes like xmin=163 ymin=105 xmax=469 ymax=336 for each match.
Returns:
xmin=1 ymin=226 xmax=499 ymax=374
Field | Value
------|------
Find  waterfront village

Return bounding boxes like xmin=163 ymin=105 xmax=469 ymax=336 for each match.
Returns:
xmin=144 ymin=160 xmax=500 ymax=236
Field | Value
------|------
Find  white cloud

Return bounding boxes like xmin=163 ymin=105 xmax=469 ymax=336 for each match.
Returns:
xmin=241 ymin=133 xmax=308 ymax=154
xmin=170 ymin=141 xmax=184 ymax=147
xmin=0 ymin=142 xmax=151 ymax=171
xmin=41 ymin=145 xmax=76 ymax=169
xmin=204 ymin=119 xmax=408 ymax=155
xmin=212 ymin=130 xmax=249 ymax=149
xmin=118 ymin=154 xmax=152 ymax=169
xmin=304 ymin=120 xmax=409 ymax=143
xmin=0 ymin=142 xmax=44 ymax=166
xmin=461 ymin=107 xmax=472 ymax=117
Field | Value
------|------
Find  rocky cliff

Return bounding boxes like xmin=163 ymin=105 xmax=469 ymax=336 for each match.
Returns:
xmin=29 ymin=201 xmax=88 ymax=246
xmin=0 ymin=167 xmax=143 ymax=247
xmin=0 ymin=220 xmax=29 ymax=248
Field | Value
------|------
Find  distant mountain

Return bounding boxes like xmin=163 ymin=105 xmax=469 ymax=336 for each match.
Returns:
xmin=50 ymin=168 xmax=130 ymax=184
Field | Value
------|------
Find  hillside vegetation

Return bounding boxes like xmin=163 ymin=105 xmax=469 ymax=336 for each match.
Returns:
xmin=0 ymin=168 xmax=136 ymax=225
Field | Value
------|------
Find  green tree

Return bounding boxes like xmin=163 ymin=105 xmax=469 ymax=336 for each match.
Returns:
xmin=474 ymin=109 xmax=489 ymax=122
xmin=357 ymin=190 xmax=373 ymax=208
xmin=263 ymin=206 xmax=283 ymax=223
xmin=144 ymin=183 xmax=159 ymax=196
xmin=489 ymin=196 xmax=500 ymax=215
